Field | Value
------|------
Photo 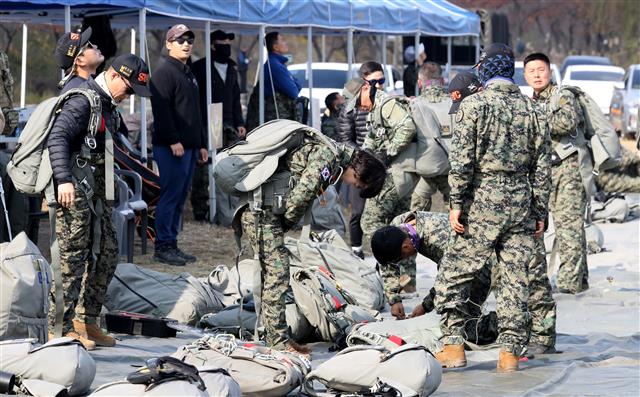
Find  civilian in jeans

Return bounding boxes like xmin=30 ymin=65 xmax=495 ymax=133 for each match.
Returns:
xmin=150 ymin=24 xmax=208 ymax=266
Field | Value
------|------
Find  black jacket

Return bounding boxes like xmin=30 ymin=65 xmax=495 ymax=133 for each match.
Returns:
xmin=192 ymin=54 xmax=244 ymax=130
xmin=150 ymin=55 xmax=205 ymax=149
xmin=336 ymin=97 xmax=370 ymax=148
xmin=47 ymin=77 xmax=119 ymax=185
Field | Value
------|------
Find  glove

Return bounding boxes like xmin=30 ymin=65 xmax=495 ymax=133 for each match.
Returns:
xmin=280 ymin=216 xmax=296 ymax=232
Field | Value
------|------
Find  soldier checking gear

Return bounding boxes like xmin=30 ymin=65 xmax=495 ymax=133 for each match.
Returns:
xmin=47 ymin=54 xmax=152 ymax=350
xmin=409 ymin=61 xmax=452 ymax=212
xmin=238 ymin=143 xmax=386 ymax=356
xmin=524 ymin=52 xmax=589 ymax=294
xmin=434 ymin=44 xmax=551 ymax=373
xmin=55 ymin=27 xmax=105 ymax=93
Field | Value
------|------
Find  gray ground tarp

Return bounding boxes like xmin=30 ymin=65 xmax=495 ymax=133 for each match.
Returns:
xmin=88 ymin=194 xmax=640 ymax=396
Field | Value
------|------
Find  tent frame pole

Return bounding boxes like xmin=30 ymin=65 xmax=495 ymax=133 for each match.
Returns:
xmin=347 ymin=28 xmax=354 ymax=79
xmin=414 ymin=32 xmax=419 ymax=96
xmin=20 ymin=24 xmax=27 ymax=109
xmin=446 ymin=36 xmax=452 ymax=81
xmin=130 ymin=28 xmax=136 ymax=114
xmin=475 ymin=35 xmax=480 ymax=63
xmin=139 ymin=8 xmax=147 ymax=165
xmin=307 ymin=26 xmax=313 ymax=127
xmin=381 ymin=33 xmax=387 ymax=89
xmin=205 ymin=21 xmax=216 ymax=223
xmin=259 ymin=25 xmax=265 ymax=125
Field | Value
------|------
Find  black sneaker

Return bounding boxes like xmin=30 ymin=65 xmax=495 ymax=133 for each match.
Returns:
xmin=525 ymin=344 xmax=560 ymax=359
xmin=352 ymin=249 xmax=365 ymax=260
xmin=175 ymin=247 xmax=197 ymax=263
xmin=154 ymin=248 xmax=187 ymax=266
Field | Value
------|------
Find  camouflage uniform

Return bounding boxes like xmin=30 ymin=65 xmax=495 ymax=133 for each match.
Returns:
xmin=596 ymin=147 xmax=640 ymax=193
xmin=48 ymin=164 xmax=118 ymax=332
xmin=434 ymin=80 xmax=551 ymax=355
xmin=0 ymin=49 xmax=19 ymax=136
xmin=246 ymin=90 xmax=297 ymax=131
xmin=411 ymin=85 xmax=451 ymax=211
xmin=191 ymin=124 xmax=241 ymax=223
xmin=535 ymin=84 xmax=588 ymax=293
xmin=320 ymin=112 xmax=340 ymax=140
xmin=361 ymin=92 xmax=418 ymax=285
xmin=240 ymin=140 xmax=354 ymax=349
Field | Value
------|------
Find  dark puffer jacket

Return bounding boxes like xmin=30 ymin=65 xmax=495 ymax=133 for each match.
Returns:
xmin=336 ymin=96 xmax=370 ymax=148
xmin=47 ymin=77 xmax=119 ymax=185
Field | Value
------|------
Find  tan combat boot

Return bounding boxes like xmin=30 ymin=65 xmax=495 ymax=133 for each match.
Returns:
xmin=49 ymin=331 xmax=96 ymax=351
xmin=435 ymin=344 xmax=467 ymax=368
xmin=497 ymin=350 xmax=519 ymax=373
xmin=73 ymin=320 xmax=116 ymax=347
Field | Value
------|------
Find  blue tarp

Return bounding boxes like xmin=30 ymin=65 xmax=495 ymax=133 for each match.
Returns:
xmin=0 ymin=0 xmax=480 ymax=36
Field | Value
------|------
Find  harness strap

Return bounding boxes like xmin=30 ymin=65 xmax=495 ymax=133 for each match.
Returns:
xmin=48 ymin=206 xmax=64 ymax=338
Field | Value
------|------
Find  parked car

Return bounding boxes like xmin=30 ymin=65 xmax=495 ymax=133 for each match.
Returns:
xmin=514 ymin=61 xmax=562 ymax=97
xmin=562 ymin=65 xmax=625 ymax=115
xmin=288 ymin=62 xmax=403 ymax=112
xmin=560 ymin=55 xmax=612 ymax=78
xmin=610 ymin=64 xmax=639 ymax=137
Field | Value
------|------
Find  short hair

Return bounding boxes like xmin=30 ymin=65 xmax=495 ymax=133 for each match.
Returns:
xmin=324 ymin=92 xmax=340 ymax=110
xmin=359 ymin=61 xmax=384 ymax=78
xmin=349 ymin=150 xmax=387 ymax=198
xmin=418 ymin=61 xmax=442 ymax=80
xmin=371 ymin=226 xmax=407 ymax=265
xmin=265 ymin=32 xmax=280 ymax=53
xmin=523 ymin=52 xmax=551 ymax=67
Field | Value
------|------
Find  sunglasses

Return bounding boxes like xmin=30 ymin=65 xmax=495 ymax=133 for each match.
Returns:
xmin=173 ymin=37 xmax=194 ymax=45
xmin=120 ymin=75 xmax=135 ymax=95
xmin=366 ymin=78 xmax=386 ymax=86
xmin=78 ymin=41 xmax=97 ymax=56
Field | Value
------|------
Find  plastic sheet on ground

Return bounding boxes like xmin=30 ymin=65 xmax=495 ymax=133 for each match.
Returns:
xmin=87 ymin=195 xmax=640 ymax=396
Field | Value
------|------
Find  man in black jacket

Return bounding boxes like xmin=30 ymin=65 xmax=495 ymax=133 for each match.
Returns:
xmin=47 ymin=54 xmax=151 ymax=349
xmin=191 ymin=29 xmax=245 ymax=224
xmin=336 ymin=62 xmax=385 ymax=258
xmin=150 ymin=24 xmax=208 ymax=266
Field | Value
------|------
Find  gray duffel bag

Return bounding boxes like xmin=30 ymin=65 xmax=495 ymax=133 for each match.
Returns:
xmin=172 ymin=334 xmax=311 ymax=397
xmin=303 ymin=344 xmax=442 ymax=397
xmin=0 ymin=337 xmax=96 ymax=396
xmin=346 ymin=316 xmax=442 ymax=354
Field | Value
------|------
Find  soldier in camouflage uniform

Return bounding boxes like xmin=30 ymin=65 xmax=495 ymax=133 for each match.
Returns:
xmin=596 ymin=147 xmax=640 ymax=193
xmin=320 ymin=92 xmax=344 ymax=140
xmin=239 ymin=140 xmax=386 ymax=353
xmin=0 ymin=49 xmax=19 ymax=136
xmin=524 ymin=52 xmax=589 ymax=294
xmin=47 ymin=55 xmax=152 ymax=350
xmin=434 ymin=44 xmax=551 ymax=372
xmin=411 ymin=62 xmax=451 ymax=212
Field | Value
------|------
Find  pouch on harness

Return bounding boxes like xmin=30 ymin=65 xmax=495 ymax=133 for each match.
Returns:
xmin=550 ymin=86 xmax=622 ymax=177
xmin=213 ymin=119 xmax=340 ymax=212
xmin=369 ymin=96 xmax=450 ymax=178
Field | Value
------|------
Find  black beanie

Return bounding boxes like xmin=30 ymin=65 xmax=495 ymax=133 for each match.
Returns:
xmin=371 ymin=226 xmax=407 ymax=265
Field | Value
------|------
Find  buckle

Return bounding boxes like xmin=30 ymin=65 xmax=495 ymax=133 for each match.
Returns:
xmin=85 ymin=136 xmax=97 ymax=149
xmin=76 ymin=157 xmax=88 ymax=168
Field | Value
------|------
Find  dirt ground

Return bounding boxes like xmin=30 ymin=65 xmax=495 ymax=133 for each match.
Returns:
xmin=35 ymin=191 xmax=447 ymax=278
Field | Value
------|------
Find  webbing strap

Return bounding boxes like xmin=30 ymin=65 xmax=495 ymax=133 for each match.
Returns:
xmin=105 ymin=129 xmax=114 ymax=202
xmin=48 ymin=206 xmax=64 ymax=338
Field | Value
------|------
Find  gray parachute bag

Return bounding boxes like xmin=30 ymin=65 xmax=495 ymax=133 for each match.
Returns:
xmin=591 ymin=196 xmax=630 ymax=223
xmin=172 ymin=334 xmax=311 ymax=397
xmin=346 ymin=316 xmax=442 ymax=354
xmin=6 ymin=89 xmax=101 ymax=201
xmin=0 ymin=232 xmax=52 ymax=343
xmin=0 ymin=337 xmax=96 ymax=396
xmin=409 ymin=97 xmax=451 ymax=177
xmin=104 ymin=263 xmax=224 ymax=325
xmin=303 ymin=344 xmax=442 ymax=397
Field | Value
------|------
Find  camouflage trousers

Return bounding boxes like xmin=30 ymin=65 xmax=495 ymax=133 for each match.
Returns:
xmin=550 ymin=155 xmax=588 ymax=293
xmin=526 ymin=238 xmax=557 ymax=348
xmin=410 ymin=174 xmax=450 ymax=212
xmin=240 ymin=208 xmax=290 ymax=349
xmin=48 ymin=167 xmax=118 ymax=333
xmin=246 ymin=90 xmax=297 ymax=131
xmin=596 ymin=147 xmax=640 ymax=193
xmin=435 ymin=175 xmax=536 ymax=355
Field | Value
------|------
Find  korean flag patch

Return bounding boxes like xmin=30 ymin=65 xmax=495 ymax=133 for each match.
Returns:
xmin=320 ymin=166 xmax=331 ymax=181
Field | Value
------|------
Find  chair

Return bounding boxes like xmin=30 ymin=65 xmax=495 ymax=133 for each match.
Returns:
xmin=115 ymin=168 xmax=149 ymax=255
xmin=113 ymin=176 xmax=136 ymax=262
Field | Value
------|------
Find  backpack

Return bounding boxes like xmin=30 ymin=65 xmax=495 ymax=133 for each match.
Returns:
xmin=591 ymin=195 xmax=630 ymax=223
xmin=6 ymin=88 xmax=102 ymax=201
xmin=287 ymin=225 xmax=386 ymax=310
xmin=0 ymin=232 xmax=52 ymax=343
xmin=552 ymin=86 xmax=622 ymax=173
xmin=371 ymin=96 xmax=450 ymax=177
xmin=302 ymin=344 xmax=442 ymax=397
xmin=346 ymin=316 xmax=442 ymax=355
xmin=213 ymin=119 xmax=340 ymax=208
xmin=290 ymin=267 xmax=378 ymax=346
xmin=0 ymin=337 xmax=96 ymax=396
xmin=103 ymin=263 xmax=225 ymax=325
xmin=172 ymin=334 xmax=311 ymax=397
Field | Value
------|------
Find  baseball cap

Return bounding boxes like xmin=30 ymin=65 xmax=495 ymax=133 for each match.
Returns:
xmin=448 ymin=71 xmax=481 ymax=114
xmin=111 ymin=54 xmax=152 ymax=97
xmin=54 ymin=27 xmax=93 ymax=70
xmin=474 ymin=43 xmax=515 ymax=67
xmin=166 ymin=24 xmax=195 ymax=42
xmin=211 ymin=29 xmax=235 ymax=41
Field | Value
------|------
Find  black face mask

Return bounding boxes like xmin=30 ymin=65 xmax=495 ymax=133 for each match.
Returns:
xmin=368 ymin=84 xmax=378 ymax=104
xmin=213 ymin=44 xmax=231 ymax=61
